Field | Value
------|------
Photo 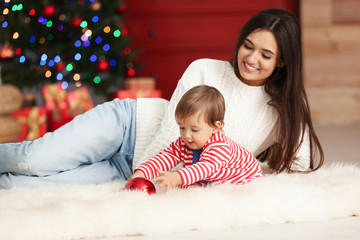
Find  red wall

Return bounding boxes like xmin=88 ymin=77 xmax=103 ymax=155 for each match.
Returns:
xmin=124 ymin=0 xmax=299 ymax=99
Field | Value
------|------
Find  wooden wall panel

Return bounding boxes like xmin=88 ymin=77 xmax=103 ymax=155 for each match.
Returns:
xmin=301 ymin=0 xmax=331 ymax=26
xmin=307 ymin=88 xmax=360 ymax=125
xmin=304 ymin=53 xmax=360 ymax=88
xmin=303 ymin=26 xmax=360 ymax=52
xmin=302 ymin=0 xmax=360 ymax=125
xmin=332 ymin=0 xmax=360 ymax=23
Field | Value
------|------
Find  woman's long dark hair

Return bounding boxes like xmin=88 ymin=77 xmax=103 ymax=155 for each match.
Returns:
xmin=231 ymin=8 xmax=324 ymax=173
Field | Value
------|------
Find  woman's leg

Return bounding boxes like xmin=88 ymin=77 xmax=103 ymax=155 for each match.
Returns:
xmin=0 ymin=98 xmax=136 ymax=178
xmin=0 ymin=160 xmax=121 ymax=189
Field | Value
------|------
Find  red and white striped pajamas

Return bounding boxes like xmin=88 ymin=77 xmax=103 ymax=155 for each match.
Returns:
xmin=136 ymin=130 xmax=263 ymax=187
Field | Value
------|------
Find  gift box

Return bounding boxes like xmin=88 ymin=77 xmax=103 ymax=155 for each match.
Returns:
xmin=124 ymin=77 xmax=156 ymax=91
xmin=66 ymin=87 xmax=94 ymax=118
xmin=42 ymin=84 xmax=95 ymax=131
xmin=42 ymin=83 xmax=69 ymax=131
xmin=114 ymin=89 xmax=162 ymax=100
xmin=12 ymin=107 xmax=47 ymax=141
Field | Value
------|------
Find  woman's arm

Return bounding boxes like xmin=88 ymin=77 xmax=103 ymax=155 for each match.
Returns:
xmin=291 ymin=127 xmax=311 ymax=171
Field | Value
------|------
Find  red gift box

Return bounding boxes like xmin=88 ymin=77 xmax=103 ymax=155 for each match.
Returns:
xmin=66 ymin=87 xmax=94 ymax=118
xmin=42 ymin=83 xmax=70 ymax=131
xmin=115 ymin=89 xmax=162 ymax=100
xmin=12 ymin=107 xmax=47 ymax=141
xmin=124 ymin=77 xmax=156 ymax=91
xmin=42 ymin=84 xmax=95 ymax=131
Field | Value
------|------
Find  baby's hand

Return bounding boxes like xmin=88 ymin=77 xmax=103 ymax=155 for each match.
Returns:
xmin=154 ymin=169 xmax=182 ymax=191
xmin=128 ymin=170 xmax=145 ymax=181
xmin=121 ymin=170 xmax=146 ymax=191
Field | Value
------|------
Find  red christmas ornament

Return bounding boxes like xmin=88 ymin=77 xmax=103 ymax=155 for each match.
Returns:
xmin=125 ymin=177 xmax=156 ymax=195
xmin=121 ymin=28 xmax=128 ymax=36
xmin=116 ymin=5 xmax=127 ymax=14
xmin=127 ymin=68 xmax=136 ymax=77
xmin=71 ymin=16 xmax=83 ymax=28
xmin=43 ymin=4 xmax=56 ymax=17
xmin=55 ymin=62 xmax=65 ymax=72
xmin=97 ymin=59 xmax=110 ymax=72
xmin=15 ymin=48 xmax=22 ymax=55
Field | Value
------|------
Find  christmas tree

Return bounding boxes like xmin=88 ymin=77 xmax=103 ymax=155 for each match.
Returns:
xmin=0 ymin=0 xmax=137 ymax=96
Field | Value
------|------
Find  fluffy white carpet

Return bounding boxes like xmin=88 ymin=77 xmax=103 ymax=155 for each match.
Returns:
xmin=0 ymin=163 xmax=359 ymax=240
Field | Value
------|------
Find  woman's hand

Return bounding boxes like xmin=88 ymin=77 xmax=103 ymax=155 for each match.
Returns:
xmin=154 ymin=169 xmax=182 ymax=191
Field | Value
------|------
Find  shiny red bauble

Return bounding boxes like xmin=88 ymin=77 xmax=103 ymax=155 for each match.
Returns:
xmin=43 ymin=4 xmax=56 ymax=17
xmin=116 ymin=5 xmax=127 ymax=14
xmin=71 ymin=16 xmax=83 ymax=28
xmin=55 ymin=62 xmax=65 ymax=72
xmin=97 ymin=59 xmax=110 ymax=72
xmin=125 ymin=177 xmax=156 ymax=195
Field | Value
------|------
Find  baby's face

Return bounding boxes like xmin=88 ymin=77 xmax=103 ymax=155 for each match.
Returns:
xmin=177 ymin=113 xmax=219 ymax=150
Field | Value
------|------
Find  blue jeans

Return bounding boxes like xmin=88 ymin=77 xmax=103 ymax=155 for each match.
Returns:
xmin=0 ymin=98 xmax=136 ymax=188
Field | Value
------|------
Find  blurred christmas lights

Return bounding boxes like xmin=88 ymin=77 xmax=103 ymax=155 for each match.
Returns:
xmin=0 ymin=0 xmax=136 ymax=93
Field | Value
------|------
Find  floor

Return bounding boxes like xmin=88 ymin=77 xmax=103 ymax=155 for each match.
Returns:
xmin=94 ymin=124 xmax=360 ymax=240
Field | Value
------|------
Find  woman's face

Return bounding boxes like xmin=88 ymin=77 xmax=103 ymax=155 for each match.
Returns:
xmin=237 ymin=29 xmax=280 ymax=86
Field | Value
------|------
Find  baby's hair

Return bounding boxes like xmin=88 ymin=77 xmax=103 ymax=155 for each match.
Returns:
xmin=175 ymin=85 xmax=225 ymax=128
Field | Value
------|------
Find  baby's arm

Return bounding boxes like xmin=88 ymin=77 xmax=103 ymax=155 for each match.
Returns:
xmin=154 ymin=169 xmax=182 ymax=190
xmin=135 ymin=139 xmax=182 ymax=180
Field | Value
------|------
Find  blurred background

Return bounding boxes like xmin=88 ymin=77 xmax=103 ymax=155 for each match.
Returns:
xmin=0 ymin=0 xmax=359 ymax=143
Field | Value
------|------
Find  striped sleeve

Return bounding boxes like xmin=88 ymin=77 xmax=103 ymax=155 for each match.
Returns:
xmin=136 ymin=138 xmax=182 ymax=180
xmin=176 ymin=142 xmax=230 ymax=186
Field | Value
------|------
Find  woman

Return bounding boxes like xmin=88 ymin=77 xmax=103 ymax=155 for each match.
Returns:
xmin=138 ymin=8 xmax=324 ymax=173
xmin=0 ymin=8 xmax=323 ymax=188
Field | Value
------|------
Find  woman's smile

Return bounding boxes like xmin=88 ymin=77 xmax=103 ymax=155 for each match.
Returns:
xmin=244 ymin=61 xmax=259 ymax=72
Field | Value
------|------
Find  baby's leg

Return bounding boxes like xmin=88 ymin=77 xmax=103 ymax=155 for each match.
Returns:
xmin=0 ymin=99 xmax=136 ymax=177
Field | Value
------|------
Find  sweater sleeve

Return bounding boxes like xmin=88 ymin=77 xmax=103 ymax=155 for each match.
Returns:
xmin=136 ymin=139 xmax=182 ymax=180
xmin=291 ymin=127 xmax=311 ymax=171
xmin=135 ymin=60 xmax=207 ymax=168
xmin=177 ymin=143 xmax=230 ymax=186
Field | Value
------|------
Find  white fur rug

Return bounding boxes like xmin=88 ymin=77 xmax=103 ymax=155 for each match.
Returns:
xmin=0 ymin=163 xmax=359 ymax=240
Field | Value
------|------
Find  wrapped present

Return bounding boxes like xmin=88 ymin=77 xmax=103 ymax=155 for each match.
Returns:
xmin=42 ymin=83 xmax=69 ymax=131
xmin=12 ymin=107 xmax=47 ymax=141
xmin=66 ymin=87 xmax=94 ymax=118
xmin=42 ymin=84 xmax=95 ymax=131
xmin=124 ymin=77 xmax=155 ymax=91
xmin=114 ymin=89 xmax=162 ymax=100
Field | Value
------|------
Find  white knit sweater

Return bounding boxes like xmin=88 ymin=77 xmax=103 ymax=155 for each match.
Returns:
xmin=134 ymin=59 xmax=310 ymax=172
